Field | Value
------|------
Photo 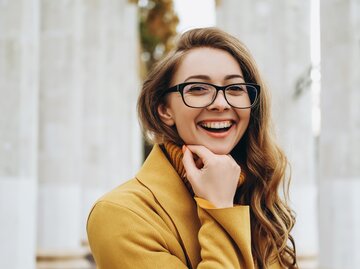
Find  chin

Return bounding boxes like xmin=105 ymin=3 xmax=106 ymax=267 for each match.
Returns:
xmin=206 ymin=145 xmax=233 ymax=155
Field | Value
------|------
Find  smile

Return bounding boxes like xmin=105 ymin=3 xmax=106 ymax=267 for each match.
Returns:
xmin=198 ymin=120 xmax=234 ymax=133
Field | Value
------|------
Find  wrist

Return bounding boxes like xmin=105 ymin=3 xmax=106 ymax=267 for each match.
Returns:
xmin=195 ymin=197 xmax=233 ymax=209
xmin=206 ymin=198 xmax=233 ymax=208
xmin=213 ymin=201 xmax=234 ymax=208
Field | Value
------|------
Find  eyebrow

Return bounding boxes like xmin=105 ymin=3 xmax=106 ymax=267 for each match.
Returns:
xmin=184 ymin=74 xmax=244 ymax=82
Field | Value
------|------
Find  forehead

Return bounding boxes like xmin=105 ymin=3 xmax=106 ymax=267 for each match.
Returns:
xmin=172 ymin=47 xmax=243 ymax=84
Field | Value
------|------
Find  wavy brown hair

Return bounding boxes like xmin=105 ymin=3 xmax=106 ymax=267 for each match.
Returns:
xmin=138 ymin=27 xmax=297 ymax=268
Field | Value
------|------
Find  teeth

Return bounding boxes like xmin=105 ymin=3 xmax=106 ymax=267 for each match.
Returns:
xmin=200 ymin=121 xmax=232 ymax=129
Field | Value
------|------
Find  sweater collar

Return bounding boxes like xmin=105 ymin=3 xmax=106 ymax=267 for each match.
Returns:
xmin=162 ymin=141 xmax=194 ymax=196
xmin=135 ymin=144 xmax=201 ymax=268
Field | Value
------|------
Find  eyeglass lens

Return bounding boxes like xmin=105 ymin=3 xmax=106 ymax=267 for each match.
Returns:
xmin=182 ymin=83 xmax=257 ymax=108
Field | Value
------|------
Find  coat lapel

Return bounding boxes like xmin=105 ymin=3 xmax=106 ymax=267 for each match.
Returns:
xmin=136 ymin=144 xmax=201 ymax=268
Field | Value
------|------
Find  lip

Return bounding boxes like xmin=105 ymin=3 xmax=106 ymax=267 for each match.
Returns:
xmin=197 ymin=119 xmax=236 ymax=138
xmin=198 ymin=119 xmax=235 ymax=124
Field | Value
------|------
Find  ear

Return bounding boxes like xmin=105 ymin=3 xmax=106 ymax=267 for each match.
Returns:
xmin=157 ymin=103 xmax=175 ymax=126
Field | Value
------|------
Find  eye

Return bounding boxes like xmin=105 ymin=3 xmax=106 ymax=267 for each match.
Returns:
xmin=226 ymin=85 xmax=247 ymax=96
xmin=184 ymin=84 xmax=212 ymax=95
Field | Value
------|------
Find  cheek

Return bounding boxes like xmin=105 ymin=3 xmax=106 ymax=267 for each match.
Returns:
xmin=245 ymin=112 xmax=251 ymax=125
xmin=172 ymin=107 xmax=199 ymax=125
xmin=238 ymin=109 xmax=251 ymax=124
xmin=236 ymin=111 xmax=251 ymax=137
xmin=172 ymin=110 xmax=200 ymax=139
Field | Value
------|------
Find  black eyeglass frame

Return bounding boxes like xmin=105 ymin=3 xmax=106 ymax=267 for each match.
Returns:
xmin=163 ymin=82 xmax=261 ymax=109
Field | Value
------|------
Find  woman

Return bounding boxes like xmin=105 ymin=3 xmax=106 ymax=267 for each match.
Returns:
xmin=87 ymin=27 xmax=297 ymax=268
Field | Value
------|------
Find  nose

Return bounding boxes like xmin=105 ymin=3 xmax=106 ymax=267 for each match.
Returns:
xmin=207 ymin=90 xmax=230 ymax=111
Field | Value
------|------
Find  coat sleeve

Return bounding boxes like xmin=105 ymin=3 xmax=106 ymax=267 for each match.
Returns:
xmin=194 ymin=198 xmax=255 ymax=269
xmin=87 ymin=200 xmax=260 ymax=269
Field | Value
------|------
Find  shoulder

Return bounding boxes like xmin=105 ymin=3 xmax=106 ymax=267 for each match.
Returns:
xmin=89 ymin=177 xmax=157 ymax=219
xmin=86 ymin=177 xmax=181 ymax=253
xmin=87 ymin=178 xmax=166 ymax=240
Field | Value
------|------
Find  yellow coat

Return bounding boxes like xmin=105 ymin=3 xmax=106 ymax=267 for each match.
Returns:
xmin=87 ymin=144 xmax=281 ymax=268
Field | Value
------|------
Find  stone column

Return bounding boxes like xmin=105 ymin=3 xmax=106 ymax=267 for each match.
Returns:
xmin=319 ymin=0 xmax=360 ymax=268
xmin=37 ymin=0 xmax=141 ymax=252
xmin=0 ymin=0 xmax=39 ymax=268
xmin=217 ymin=0 xmax=317 ymax=264
xmin=37 ymin=0 xmax=84 ymax=250
xmin=80 ymin=0 xmax=141 ymax=242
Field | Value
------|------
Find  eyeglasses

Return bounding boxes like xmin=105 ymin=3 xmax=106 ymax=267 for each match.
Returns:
xmin=163 ymin=82 xmax=260 ymax=109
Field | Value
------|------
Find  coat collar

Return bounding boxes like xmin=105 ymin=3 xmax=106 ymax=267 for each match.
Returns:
xmin=136 ymin=144 xmax=201 ymax=268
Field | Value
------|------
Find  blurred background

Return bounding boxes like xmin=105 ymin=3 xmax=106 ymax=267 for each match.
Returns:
xmin=0 ymin=0 xmax=359 ymax=268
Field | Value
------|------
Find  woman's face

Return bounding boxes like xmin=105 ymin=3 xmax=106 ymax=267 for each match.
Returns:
xmin=158 ymin=47 xmax=251 ymax=155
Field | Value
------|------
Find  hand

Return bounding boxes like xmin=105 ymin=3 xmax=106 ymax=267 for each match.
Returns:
xmin=182 ymin=145 xmax=241 ymax=208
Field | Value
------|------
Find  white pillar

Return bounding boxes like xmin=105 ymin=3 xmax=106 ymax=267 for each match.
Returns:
xmin=37 ymin=0 xmax=141 ymax=250
xmin=217 ymin=0 xmax=317 ymax=263
xmin=319 ymin=0 xmax=360 ymax=268
xmin=0 ymin=0 xmax=39 ymax=268
xmin=38 ymin=0 xmax=84 ymax=250
xmin=80 ymin=0 xmax=141 ymax=242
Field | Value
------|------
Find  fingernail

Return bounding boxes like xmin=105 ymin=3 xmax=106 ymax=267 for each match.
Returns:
xmin=182 ymin=145 xmax=186 ymax=153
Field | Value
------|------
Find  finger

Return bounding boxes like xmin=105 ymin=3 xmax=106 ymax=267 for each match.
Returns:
xmin=184 ymin=145 xmax=204 ymax=168
xmin=184 ymin=145 xmax=215 ymax=166
xmin=226 ymin=154 xmax=239 ymax=165
xmin=182 ymin=146 xmax=199 ymax=178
